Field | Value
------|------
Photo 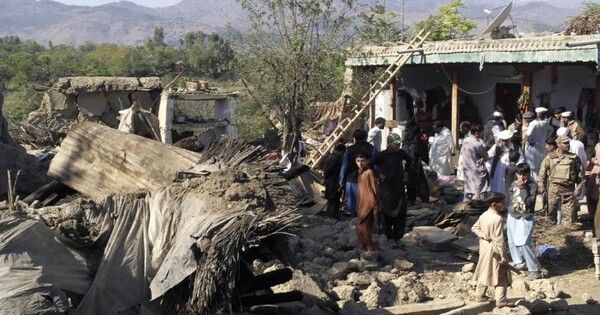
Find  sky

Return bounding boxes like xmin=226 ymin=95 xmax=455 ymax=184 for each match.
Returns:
xmin=53 ymin=0 xmax=182 ymax=7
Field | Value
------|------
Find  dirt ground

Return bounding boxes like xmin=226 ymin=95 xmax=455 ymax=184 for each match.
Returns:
xmin=405 ymin=198 xmax=600 ymax=314
xmin=294 ymin=195 xmax=600 ymax=314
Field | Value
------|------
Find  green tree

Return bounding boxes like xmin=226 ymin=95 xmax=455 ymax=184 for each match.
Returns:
xmin=237 ymin=0 xmax=355 ymax=157
xmin=180 ymin=31 xmax=236 ymax=79
xmin=357 ymin=0 xmax=405 ymax=44
xmin=414 ymin=0 xmax=476 ymax=41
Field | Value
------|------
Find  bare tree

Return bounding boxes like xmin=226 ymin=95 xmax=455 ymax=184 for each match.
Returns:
xmin=237 ymin=0 xmax=356 ymax=160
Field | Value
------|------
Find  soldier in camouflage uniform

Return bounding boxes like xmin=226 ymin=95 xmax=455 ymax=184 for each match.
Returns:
xmin=537 ymin=136 xmax=585 ymax=225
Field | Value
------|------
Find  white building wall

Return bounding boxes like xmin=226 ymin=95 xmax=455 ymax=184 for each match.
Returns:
xmin=532 ymin=65 xmax=596 ymax=113
xmin=373 ymin=89 xmax=393 ymax=123
xmin=391 ymin=64 xmax=597 ymax=124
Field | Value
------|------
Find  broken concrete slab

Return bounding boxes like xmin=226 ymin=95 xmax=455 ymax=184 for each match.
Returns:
xmin=55 ymin=77 xmax=160 ymax=94
xmin=451 ymin=237 xmax=479 ymax=254
xmin=452 ymin=250 xmax=479 ymax=263
xmin=412 ymin=226 xmax=459 ymax=252
xmin=371 ymin=297 xmax=465 ymax=315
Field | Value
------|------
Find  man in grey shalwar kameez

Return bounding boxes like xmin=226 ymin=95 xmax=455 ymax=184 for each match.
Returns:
xmin=460 ymin=125 xmax=490 ymax=200
xmin=525 ymin=108 xmax=553 ymax=182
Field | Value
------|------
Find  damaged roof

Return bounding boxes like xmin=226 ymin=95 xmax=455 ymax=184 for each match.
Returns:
xmin=346 ymin=34 xmax=600 ymax=66
xmin=54 ymin=77 xmax=162 ymax=95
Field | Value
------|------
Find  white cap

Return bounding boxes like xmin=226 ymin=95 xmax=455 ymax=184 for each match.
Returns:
xmin=498 ymin=130 xmax=513 ymax=140
xmin=534 ymin=107 xmax=548 ymax=113
xmin=492 ymin=111 xmax=503 ymax=118
xmin=561 ymin=111 xmax=573 ymax=118
xmin=556 ymin=127 xmax=570 ymax=137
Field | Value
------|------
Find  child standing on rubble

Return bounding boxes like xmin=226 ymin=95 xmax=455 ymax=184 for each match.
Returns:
xmin=472 ymin=192 xmax=512 ymax=308
xmin=355 ymin=152 xmax=380 ymax=256
xmin=506 ymin=163 xmax=542 ymax=280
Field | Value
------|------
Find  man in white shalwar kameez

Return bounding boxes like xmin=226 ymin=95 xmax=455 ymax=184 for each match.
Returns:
xmin=486 ymin=130 xmax=524 ymax=194
xmin=368 ymin=117 xmax=386 ymax=152
xmin=429 ymin=121 xmax=455 ymax=176
xmin=524 ymin=108 xmax=553 ymax=182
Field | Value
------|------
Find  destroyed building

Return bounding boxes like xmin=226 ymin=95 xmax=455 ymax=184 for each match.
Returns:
xmin=27 ymin=77 xmax=162 ymax=135
xmin=26 ymin=77 xmax=238 ymax=147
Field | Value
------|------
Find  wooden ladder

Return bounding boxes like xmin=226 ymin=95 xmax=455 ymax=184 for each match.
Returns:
xmin=306 ymin=30 xmax=430 ymax=168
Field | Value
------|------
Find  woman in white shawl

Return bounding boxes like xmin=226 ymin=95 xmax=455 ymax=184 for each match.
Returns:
xmin=429 ymin=121 xmax=455 ymax=176
xmin=487 ymin=130 xmax=524 ymax=193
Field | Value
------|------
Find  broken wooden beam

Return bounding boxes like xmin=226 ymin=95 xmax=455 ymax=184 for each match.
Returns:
xmin=48 ymin=122 xmax=202 ymax=200
xmin=22 ymin=180 xmax=67 ymax=205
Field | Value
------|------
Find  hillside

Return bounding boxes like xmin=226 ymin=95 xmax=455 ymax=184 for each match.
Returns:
xmin=0 ymin=0 xmax=584 ymax=46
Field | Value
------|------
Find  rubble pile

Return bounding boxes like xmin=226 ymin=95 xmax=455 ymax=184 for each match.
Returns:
xmin=0 ymin=130 xmax=304 ymax=314
xmin=0 ymin=100 xmax=50 ymax=197
xmin=7 ymin=117 xmax=62 ymax=148
xmin=565 ymin=6 xmax=600 ymax=35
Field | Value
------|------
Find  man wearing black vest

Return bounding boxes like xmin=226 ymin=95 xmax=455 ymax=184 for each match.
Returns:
xmin=339 ymin=129 xmax=378 ymax=218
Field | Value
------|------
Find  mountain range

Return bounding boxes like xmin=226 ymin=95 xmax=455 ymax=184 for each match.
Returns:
xmin=0 ymin=0 xmax=588 ymax=46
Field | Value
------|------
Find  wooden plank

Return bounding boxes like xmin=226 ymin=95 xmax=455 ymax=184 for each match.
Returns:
xmin=372 ymin=297 xmax=465 ymax=315
xmin=522 ymin=71 xmax=533 ymax=111
xmin=48 ymin=122 xmax=202 ymax=200
xmin=412 ymin=226 xmax=459 ymax=252
xmin=451 ymin=68 xmax=460 ymax=146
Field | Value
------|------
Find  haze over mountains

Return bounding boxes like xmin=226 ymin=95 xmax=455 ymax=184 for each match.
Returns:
xmin=0 ymin=0 xmax=590 ymax=46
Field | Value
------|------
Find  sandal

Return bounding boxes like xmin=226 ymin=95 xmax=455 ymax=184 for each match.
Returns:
xmin=475 ymin=296 xmax=489 ymax=302
xmin=495 ymin=301 xmax=512 ymax=308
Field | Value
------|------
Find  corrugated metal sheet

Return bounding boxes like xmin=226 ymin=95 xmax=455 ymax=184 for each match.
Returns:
xmin=347 ymin=34 xmax=600 ymax=66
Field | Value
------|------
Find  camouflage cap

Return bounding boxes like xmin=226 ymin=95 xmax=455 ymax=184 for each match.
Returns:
xmin=556 ymin=135 xmax=570 ymax=144
xmin=387 ymin=133 xmax=402 ymax=145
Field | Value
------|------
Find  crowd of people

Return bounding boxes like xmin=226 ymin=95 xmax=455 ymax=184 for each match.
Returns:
xmin=320 ymin=108 xmax=598 ymax=308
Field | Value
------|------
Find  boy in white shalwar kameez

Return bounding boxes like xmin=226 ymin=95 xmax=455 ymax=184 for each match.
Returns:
xmin=507 ymin=163 xmax=542 ymax=280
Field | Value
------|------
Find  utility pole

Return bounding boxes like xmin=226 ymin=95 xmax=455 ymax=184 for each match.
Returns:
xmin=401 ymin=0 xmax=405 ymax=32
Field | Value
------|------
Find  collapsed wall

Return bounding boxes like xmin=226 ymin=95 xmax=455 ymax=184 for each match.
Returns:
xmin=27 ymin=77 xmax=162 ymax=135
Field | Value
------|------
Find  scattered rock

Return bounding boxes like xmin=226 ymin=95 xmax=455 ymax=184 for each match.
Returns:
xmin=582 ymin=293 xmax=598 ymax=304
xmin=529 ymin=279 xmax=560 ymax=299
xmin=528 ymin=299 xmax=551 ymax=314
xmin=512 ymin=279 xmax=530 ymax=292
xmin=375 ymin=272 xmax=397 ymax=283
xmin=331 ymin=285 xmax=357 ymax=301
xmin=340 ymin=250 xmax=359 ymax=261
xmin=328 ymin=262 xmax=351 ymax=280
xmin=313 ymin=257 xmax=333 ymax=267
xmin=393 ymin=258 xmax=415 ymax=271
xmin=462 ymin=263 xmax=475 ymax=273
xmin=344 ymin=272 xmax=376 ymax=289
xmin=271 ymin=269 xmax=330 ymax=307
xmin=338 ymin=300 xmax=369 ymax=315
xmin=549 ymin=298 xmax=569 ymax=311
xmin=348 ymin=258 xmax=365 ymax=272
xmin=359 ymin=282 xmax=384 ymax=308
xmin=492 ymin=305 xmax=531 ymax=314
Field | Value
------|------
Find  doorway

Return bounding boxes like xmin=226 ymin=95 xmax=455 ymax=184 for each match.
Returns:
xmin=495 ymin=83 xmax=521 ymax=125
